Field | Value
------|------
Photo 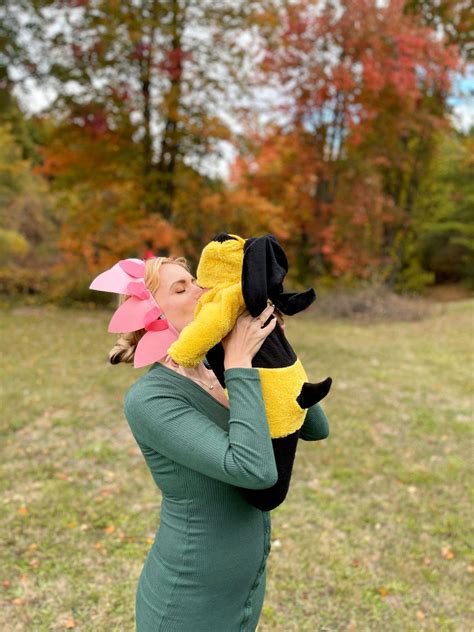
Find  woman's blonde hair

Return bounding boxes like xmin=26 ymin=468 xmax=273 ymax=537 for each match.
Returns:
xmin=108 ymin=256 xmax=190 ymax=365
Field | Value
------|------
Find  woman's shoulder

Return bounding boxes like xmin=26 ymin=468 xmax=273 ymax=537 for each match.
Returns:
xmin=124 ymin=365 xmax=188 ymax=417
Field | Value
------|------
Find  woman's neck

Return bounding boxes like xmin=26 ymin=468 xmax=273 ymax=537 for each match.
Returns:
xmin=161 ymin=354 xmax=209 ymax=377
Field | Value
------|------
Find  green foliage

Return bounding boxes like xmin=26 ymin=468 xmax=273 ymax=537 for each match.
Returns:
xmin=0 ymin=121 xmax=64 ymax=297
xmin=394 ymin=232 xmax=436 ymax=293
xmin=0 ymin=228 xmax=29 ymax=263
xmin=0 ymin=2 xmax=471 ymax=301
xmin=414 ymin=129 xmax=474 ymax=288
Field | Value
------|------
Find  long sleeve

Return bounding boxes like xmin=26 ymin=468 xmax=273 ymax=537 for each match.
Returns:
xmin=299 ymin=402 xmax=330 ymax=441
xmin=124 ymin=368 xmax=278 ymax=490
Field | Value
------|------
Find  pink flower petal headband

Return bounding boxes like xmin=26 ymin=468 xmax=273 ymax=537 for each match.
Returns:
xmin=89 ymin=258 xmax=179 ymax=368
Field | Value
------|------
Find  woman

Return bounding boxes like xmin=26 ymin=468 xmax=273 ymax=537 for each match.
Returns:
xmin=104 ymin=255 xmax=329 ymax=631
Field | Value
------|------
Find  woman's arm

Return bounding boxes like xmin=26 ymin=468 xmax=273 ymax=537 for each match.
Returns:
xmin=124 ymin=368 xmax=278 ymax=489
xmin=299 ymin=402 xmax=330 ymax=441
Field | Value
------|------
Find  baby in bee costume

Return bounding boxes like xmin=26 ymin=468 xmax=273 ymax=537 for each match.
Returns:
xmin=167 ymin=232 xmax=332 ymax=510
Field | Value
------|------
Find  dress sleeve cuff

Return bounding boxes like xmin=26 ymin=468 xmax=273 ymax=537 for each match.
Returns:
xmin=224 ymin=367 xmax=259 ymax=380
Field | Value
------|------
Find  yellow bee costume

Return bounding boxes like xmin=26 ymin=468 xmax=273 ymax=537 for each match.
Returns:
xmin=168 ymin=232 xmax=332 ymax=510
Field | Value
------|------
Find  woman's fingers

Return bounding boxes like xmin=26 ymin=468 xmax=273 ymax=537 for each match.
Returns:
xmin=263 ymin=316 xmax=277 ymax=330
xmin=259 ymin=305 xmax=275 ymax=319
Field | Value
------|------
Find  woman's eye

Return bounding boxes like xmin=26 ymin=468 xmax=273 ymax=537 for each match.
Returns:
xmin=176 ymin=279 xmax=198 ymax=293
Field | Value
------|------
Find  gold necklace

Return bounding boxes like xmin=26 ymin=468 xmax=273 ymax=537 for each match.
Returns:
xmin=191 ymin=374 xmax=215 ymax=390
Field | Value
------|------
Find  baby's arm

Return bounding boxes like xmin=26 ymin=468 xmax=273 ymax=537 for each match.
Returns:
xmin=167 ymin=287 xmax=243 ymax=367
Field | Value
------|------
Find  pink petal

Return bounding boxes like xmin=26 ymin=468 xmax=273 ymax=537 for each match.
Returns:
xmin=119 ymin=259 xmax=145 ymax=278
xmin=89 ymin=261 xmax=135 ymax=294
xmin=126 ymin=280 xmax=150 ymax=300
xmin=134 ymin=329 xmax=179 ymax=368
xmin=108 ymin=296 xmax=157 ymax=332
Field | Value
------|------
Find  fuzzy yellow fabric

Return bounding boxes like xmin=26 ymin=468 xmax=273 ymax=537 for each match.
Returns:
xmin=257 ymin=359 xmax=308 ymax=438
xmin=167 ymin=232 xmax=307 ymax=438
xmin=167 ymin=235 xmax=247 ymax=368
xmin=167 ymin=283 xmax=246 ymax=367
xmin=223 ymin=360 xmax=307 ymax=439
xmin=195 ymin=234 xmax=245 ymax=289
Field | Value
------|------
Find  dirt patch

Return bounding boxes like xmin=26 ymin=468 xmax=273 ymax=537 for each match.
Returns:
xmin=306 ymin=284 xmax=441 ymax=322
xmin=421 ymin=283 xmax=474 ymax=303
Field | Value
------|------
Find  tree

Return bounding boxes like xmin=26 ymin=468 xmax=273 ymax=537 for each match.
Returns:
xmin=404 ymin=0 xmax=474 ymax=61
xmin=0 ymin=122 xmax=59 ymax=295
xmin=12 ymin=1 xmax=280 ymax=219
xmin=233 ymin=0 xmax=462 ymax=286
xmin=409 ymin=127 xmax=474 ymax=288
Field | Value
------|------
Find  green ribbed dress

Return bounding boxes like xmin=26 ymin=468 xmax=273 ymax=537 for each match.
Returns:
xmin=124 ymin=362 xmax=329 ymax=632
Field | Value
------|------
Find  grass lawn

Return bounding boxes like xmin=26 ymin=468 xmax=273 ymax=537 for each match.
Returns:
xmin=1 ymin=300 xmax=472 ymax=631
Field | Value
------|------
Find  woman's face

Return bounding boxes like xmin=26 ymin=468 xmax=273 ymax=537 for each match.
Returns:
xmin=153 ymin=263 xmax=206 ymax=333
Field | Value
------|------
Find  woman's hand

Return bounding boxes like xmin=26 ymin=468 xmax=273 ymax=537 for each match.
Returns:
xmin=222 ymin=305 xmax=277 ymax=370
xmin=274 ymin=307 xmax=285 ymax=331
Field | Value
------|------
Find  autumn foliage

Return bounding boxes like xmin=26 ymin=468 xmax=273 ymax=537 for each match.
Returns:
xmin=0 ymin=0 xmax=471 ymax=300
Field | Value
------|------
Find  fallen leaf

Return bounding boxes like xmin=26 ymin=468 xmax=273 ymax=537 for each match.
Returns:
xmin=29 ymin=559 xmax=39 ymax=568
xmin=423 ymin=557 xmax=432 ymax=565
xmin=18 ymin=507 xmax=28 ymax=516
xmin=351 ymin=559 xmax=361 ymax=567
xmin=3 ymin=580 xmax=11 ymax=588
xmin=441 ymin=546 xmax=455 ymax=560
xmin=65 ymin=616 xmax=76 ymax=628
xmin=28 ymin=543 xmax=38 ymax=551
xmin=104 ymin=525 xmax=116 ymax=534
xmin=416 ymin=610 xmax=425 ymax=620
xmin=12 ymin=598 xmax=25 ymax=605
xmin=378 ymin=586 xmax=389 ymax=597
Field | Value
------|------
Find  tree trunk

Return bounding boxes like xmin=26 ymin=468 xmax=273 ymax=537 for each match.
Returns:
xmin=154 ymin=0 xmax=185 ymax=221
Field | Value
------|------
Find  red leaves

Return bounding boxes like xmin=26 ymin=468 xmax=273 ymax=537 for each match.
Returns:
xmin=156 ymin=48 xmax=194 ymax=81
xmin=263 ymin=0 xmax=462 ymax=124
xmin=130 ymin=42 xmax=151 ymax=62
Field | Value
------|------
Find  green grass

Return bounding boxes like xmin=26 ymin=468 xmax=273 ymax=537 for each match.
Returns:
xmin=1 ymin=301 xmax=473 ymax=631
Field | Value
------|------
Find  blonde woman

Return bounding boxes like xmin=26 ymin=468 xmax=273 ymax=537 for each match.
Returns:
xmin=91 ymin=255 xmax=329 ymax=631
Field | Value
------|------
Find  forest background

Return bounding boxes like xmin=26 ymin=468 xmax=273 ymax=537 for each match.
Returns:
xmin=1 ymin=3 xmax=473 ymax=630
xmin=0 ymin=0 xmax=473 ymax=304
